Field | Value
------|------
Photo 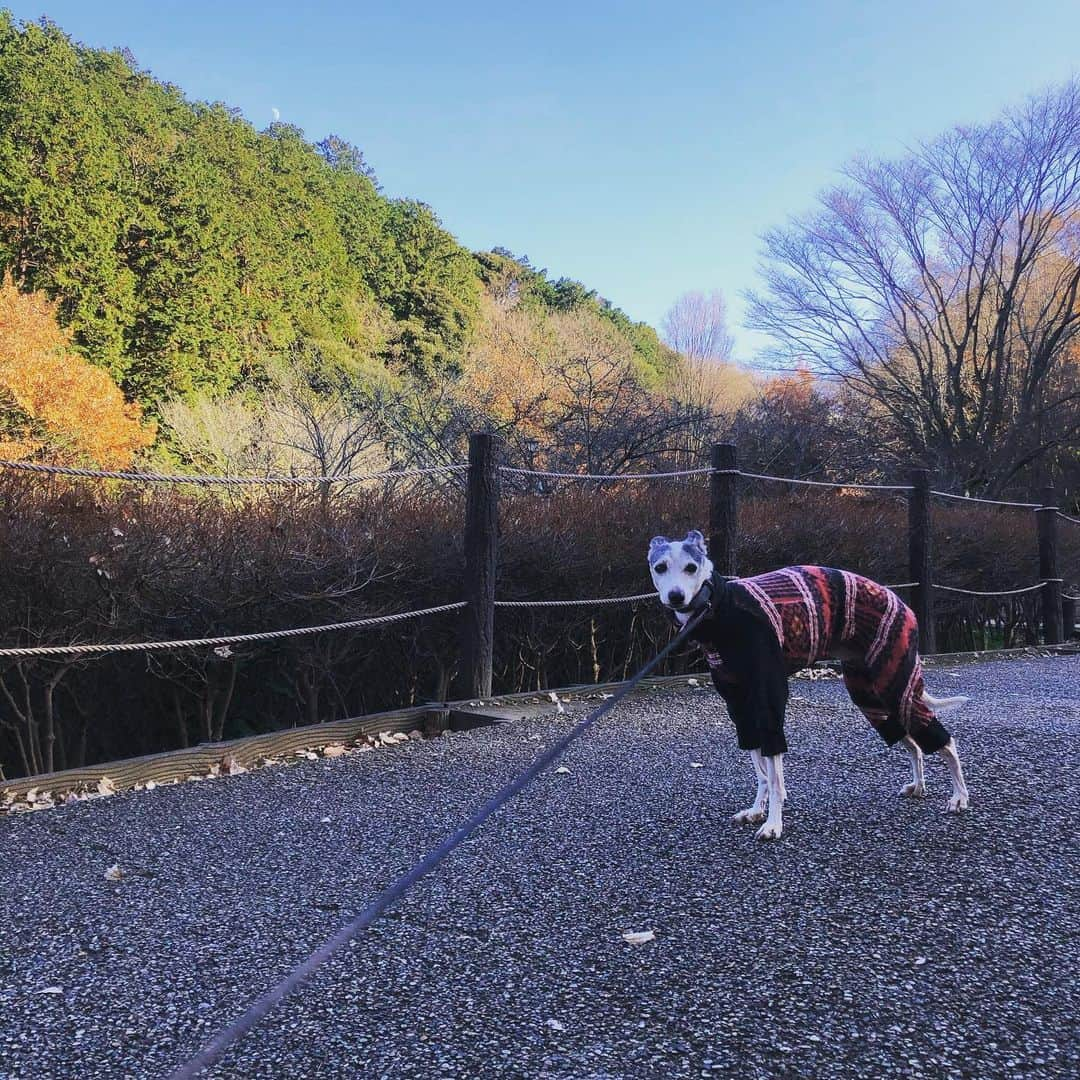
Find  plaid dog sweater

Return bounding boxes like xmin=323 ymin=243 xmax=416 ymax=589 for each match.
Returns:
xmin=690 ymin=566 xmax=949 ymax=755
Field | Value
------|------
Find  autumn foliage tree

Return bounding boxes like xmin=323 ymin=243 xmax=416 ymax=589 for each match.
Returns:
xmin=0 ymin=276 xmax=154 ymax=466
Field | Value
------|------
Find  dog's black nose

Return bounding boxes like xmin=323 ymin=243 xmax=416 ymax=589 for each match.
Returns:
xmin=668 ymin=588 xmax=685 ymax=607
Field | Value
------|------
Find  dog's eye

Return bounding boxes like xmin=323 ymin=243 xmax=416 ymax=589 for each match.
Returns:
xmin=684 ymin=564 xmax=698 ymax=574
xmin=654 ymin=562 xmax=667 ymax=574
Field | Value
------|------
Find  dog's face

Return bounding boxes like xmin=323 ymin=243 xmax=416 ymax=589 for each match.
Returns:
xmin=648 ymin=530 xmax=714 ymax=611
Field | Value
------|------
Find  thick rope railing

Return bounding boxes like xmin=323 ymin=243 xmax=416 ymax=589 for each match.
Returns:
xmin=0 ymin=604 xmax=467 ymax=659
xmin=13 ymin=579 xmax=1062 ymax=658
xmin=499 ymin=465 xmax=712 ymax=480
xmin=500 ymin=464 xmax=1055 ymax=507
xmin=166 ymin=607 xmax=709 ymax=1080
xmin=4 ymin=456 xmax=1064 ymax=515
xmin=929 ymin=489 xmax=1041 ymax=510
xmin=0 ymin=460 xmax=468 ymax=486
xmin=736 ymin=470 xmax=912 ymax=493
xmin=932 ymin=582 xmax=1047 ymax=597
xmin=494 ymin=592 xmax=655 ymax=608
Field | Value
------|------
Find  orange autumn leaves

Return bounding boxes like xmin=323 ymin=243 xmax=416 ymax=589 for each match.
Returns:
xmin=0 ymin=276 xmax=154 ymax=467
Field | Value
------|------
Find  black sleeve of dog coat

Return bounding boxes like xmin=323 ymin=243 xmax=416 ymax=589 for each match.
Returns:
xmin=701 ymin=595 xmax=789 ymax=756
xmin=910 ymin=717 xmax=951 ymax=754
xmin=739 ymin=616 xmax=789 ymax=756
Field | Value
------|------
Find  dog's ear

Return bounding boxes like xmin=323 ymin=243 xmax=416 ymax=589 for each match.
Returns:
xmin=648 ymin=536 xmax=669 ymax=561
xmin=685 ymin=529 xmax=707 ymax=552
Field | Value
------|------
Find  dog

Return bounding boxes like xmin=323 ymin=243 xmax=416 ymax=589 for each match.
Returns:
xmin=648 ymin=530 xmax=970 ymax=840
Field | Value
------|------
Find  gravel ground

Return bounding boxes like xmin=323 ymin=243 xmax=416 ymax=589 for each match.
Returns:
xmin=1 ymin=656 xmax=1078 ymax=1080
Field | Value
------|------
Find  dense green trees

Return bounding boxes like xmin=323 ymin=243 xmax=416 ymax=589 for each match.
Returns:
xmin=0 ymin=15 xmax=473 ymax=404
xmin=0 ymin=14 xmax=668 ymax=423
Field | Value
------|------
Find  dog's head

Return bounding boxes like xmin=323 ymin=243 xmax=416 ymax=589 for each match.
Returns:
xmin=648 ymin=530 xmax=714 ymax=612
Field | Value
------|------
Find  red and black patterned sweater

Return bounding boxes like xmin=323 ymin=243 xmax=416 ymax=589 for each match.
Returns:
xmin=685 ymin=566 xmax=948 ymax=756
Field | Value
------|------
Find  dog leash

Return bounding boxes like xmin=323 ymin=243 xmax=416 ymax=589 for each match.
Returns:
xmin=168 ymin=607 xmax=709 ymax=1078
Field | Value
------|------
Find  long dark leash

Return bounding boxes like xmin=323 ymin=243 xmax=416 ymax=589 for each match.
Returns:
xmin=168 ymin=608 xmax=708 ymax=1078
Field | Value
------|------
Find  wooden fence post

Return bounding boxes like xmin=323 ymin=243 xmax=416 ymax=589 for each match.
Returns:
xmin=907 ymin=468 xmax=936 ymax=654
xmin=457 ymin=432 xmax=499 ymax=699
xmin=1063 ymin=595 xmax=1077 ymax=640
xmin=709 ymin=443 xmax=738 ymax=576
xmin=1037 ymin=486 xmax=1063 ymax=645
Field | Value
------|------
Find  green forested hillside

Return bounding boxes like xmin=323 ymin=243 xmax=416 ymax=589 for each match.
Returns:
xmin=0 ymin=13 xmax=671 ymax=416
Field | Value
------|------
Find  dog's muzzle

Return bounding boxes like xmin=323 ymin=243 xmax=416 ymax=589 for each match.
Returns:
xmin=664 ymin=580 xmax=714 ymax=615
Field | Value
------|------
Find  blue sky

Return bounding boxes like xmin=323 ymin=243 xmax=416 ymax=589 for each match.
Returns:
xmin=10 ymin=1 xmax=1080 ymax=360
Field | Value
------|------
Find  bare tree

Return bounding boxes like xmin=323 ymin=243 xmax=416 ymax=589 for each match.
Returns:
xmin=661 ymin=290 xmax=736 ymax=363
xmin=544 ymin=311 xmax=704 ymax=473
xmin=746 ymin=79 xmax=1080 ymax=495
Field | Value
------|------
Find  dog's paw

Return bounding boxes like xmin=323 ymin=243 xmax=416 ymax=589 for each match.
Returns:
xmin=732 ymin=807 xmax=767 ymax=825
xmin=946 ymin=792 xmax=970 ymax=813
xmin=754 ymin=819 xmax=783 ymax=841
xmin=899 ymin=781 xmax=927 ymax=798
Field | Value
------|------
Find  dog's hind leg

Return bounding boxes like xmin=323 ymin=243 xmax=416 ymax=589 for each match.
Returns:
xmin=754 ymin=755 xmax=784 ymax=841
xmin=732 ymin=749 xmax=769 ymax=825
xmin=899 ymin=736 xmax=926 ymax=798
xmin=937 ymin=738 xmax=970 ymax=812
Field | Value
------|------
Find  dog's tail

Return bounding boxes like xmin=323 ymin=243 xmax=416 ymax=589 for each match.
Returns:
xmin=922 ymin=691 xmax=969 ymax=717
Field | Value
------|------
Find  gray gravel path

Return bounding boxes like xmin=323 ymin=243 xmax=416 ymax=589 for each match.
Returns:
xmin=1 ymin=656 xmax=1078 ymax=1080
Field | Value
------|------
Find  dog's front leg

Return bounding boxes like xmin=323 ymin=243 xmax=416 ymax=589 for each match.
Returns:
xmin=732 ymin=749 xmax=769 ymax=824
xmin=754 ymin=754 xmax=784 ymax=840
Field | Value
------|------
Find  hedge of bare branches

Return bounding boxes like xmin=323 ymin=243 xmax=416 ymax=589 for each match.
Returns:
xmin=1 ymin=475 xmax=1076 ymax=779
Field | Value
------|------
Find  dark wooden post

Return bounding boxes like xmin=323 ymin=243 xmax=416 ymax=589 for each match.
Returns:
xmin=1037 ymin=486 xmax=1063 ymax=645
xmin=709 ymin=443 xmax=738 ymax=576
xmin=1063 ymin=595 xmax=1076 ymax=640
xmin=457 ymin=432 xmax=499 ymax=699
xmin=908 ymin=468 xmax=936 ymax=654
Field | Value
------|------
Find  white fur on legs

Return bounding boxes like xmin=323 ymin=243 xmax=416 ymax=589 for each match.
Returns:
xmin=775 ymin=753 xmax=787 ymax=803
xmin=732 ymin=749 xmax=769 ymax=824
xmin=937 ymin=737 xmax=970 ymax=812
xmin=755 ymin=754 xmax=784 ymax=840
xmin=899 ymin=736 xmax=926 ymax=798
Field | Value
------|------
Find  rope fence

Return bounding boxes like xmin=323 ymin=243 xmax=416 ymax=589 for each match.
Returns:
xmin=497 ymin=462 xmax=1075 ymax=515
xmin=929 ymin=489 xmax=1042 ymax=509
xmin=499 ymin=465 xmax=713 ymax=480
xmin=932 ymin=582 xmax=1047 ymax=597
xmin=0 ymin=459 xmax=468 ymax=486
xmin=736 ymin=470 xmax=912 ymax=493
xmin=0 ymin=580 xmax=1063 ymax=660
xmin=494 ymin=593 xmax=656 ymax=608
xmin=2 ymin=455 xmax=1071 ymax=515
xmin=0 ymin=603 xmax=468 ymax=659
xmin=0 ymin=437 xmax=1076 ymax=670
